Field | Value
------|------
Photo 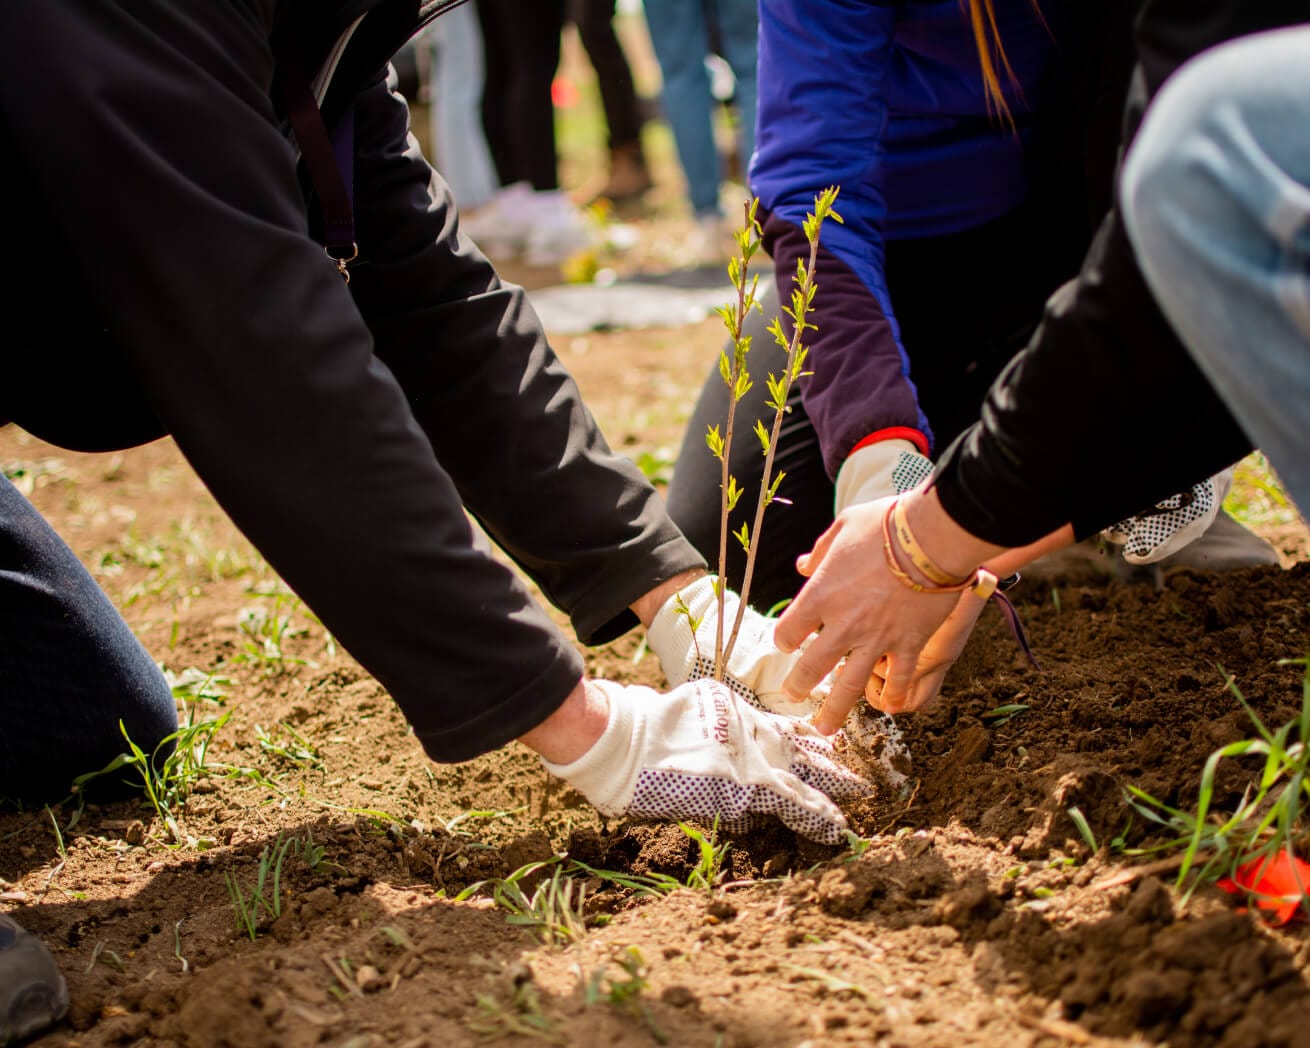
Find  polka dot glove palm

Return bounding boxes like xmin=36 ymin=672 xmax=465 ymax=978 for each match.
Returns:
xmin=647 ymin=575 xmax=820 ymax=716
xmin=541 ymin=680 xmax=869 ymax=845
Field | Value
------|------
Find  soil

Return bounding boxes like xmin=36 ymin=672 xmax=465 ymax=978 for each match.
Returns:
xmin=6 ymin=275 xmax=1310 ymax=1047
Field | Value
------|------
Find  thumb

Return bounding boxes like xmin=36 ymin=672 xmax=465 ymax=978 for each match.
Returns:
xmin=766 ymin=769 xmax=850 ymax=845
xmin=794 ymin=517 xmax=841 ymax=579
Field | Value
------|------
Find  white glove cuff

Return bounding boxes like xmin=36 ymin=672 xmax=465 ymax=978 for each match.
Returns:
xmin=539 ymin=680 xmax=643 ymax=815
xmin=835 ymin=438 xmax=933 ymax=513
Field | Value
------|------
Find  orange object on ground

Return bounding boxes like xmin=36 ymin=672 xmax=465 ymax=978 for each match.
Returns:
xmin=1217 ymin=853 xmax=1310 ymax=925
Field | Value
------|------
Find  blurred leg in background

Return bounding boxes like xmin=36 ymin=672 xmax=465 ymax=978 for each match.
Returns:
xmin=642 ymin=0 xmax=720 ymax=219
xmin=642 ymin=0 xmax=758 ymax=262
xmin=573 ymin=0 xmax=653 ymax=203
xmin=470 ymin=0 xmax=594 ymax=263
xmin=426 ymin=1 xmax=499 ymax=212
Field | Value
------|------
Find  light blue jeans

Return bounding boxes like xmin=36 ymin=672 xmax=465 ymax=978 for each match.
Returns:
xmin=426 ymin=2 xmax=499 ymax=211
xmin=642 ymin=0 xmax=758 ymax=217
xmin=1122 ymin=25 xmax=1310 ymax=515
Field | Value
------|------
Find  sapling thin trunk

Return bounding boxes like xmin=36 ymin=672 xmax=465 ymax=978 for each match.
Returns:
xmin=707 ymin=189 xmax=842 ymax=676
xmin=706 ymin=199 xmax=766 ymax=680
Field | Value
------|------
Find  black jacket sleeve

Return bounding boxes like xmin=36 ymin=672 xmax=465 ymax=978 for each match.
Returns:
xmin=0 ymin=1 xmax=699 ymax=760
xmin=932 ymin=0 xmax=1310 ymax=548
xmin=345 ymin=73 xmax=702 ymax=644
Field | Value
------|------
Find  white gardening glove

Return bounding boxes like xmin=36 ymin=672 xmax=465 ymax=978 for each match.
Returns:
xmin=834 ymin=438 xmax=934 ymax=513
xmin=1103 ymin=468 xmax=1234 ymax=564
xmin=647 ymin=575 xmax=820 ymax=716
xmin=541 ymin=679 xmax=869 ymax=844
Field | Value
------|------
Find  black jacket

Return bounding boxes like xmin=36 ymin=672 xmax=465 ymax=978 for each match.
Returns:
xmin=0 ymin=0 xmax=703 ymax=760
xmin=933 ymin=0 xmax=1310 ymax=547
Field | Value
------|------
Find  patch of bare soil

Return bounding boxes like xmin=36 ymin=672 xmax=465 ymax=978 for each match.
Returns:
xmin=3 ymin=316 xmax=1310 ymax=1048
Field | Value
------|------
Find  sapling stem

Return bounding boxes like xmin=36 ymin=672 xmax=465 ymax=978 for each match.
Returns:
xmin=720 ymin=188 xmax=842 ymax=668
xmin=708 ymin=199 xmax=765 ymax=679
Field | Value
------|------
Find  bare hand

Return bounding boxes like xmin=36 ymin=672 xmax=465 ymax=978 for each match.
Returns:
xmin=864 ymin=587 xmax=987 ymax=714
xmin=773 ymin=498 xmax=962 ymax=734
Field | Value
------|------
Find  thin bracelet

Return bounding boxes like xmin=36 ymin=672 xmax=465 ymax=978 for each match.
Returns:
xmin=881 ymin=504 xmax=997 ymax=598
xmin=891 ymin=497 xmax=971 ymax=587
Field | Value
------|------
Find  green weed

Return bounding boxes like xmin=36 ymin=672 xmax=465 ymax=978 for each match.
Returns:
xmin=234 ymin=592 xmax=308 ymax=673
xmin=470 ymin=983 xmax=563 ymax=1044
xmin=225 ymin=835 xmax=296 ymax=941
xmin=71 ymin=710 xmax=230 ymax=846
xmin=681 ymin=820 xmax=730 ymax=892
xmin=583 ymin=946 xmax=668 ymax=1044
xmin=489 ymin=861 xmax=588 ymax=946
xmin=255 ymin=721 xmax=323 ymax=769
xmin=778 ymin=963 xmax=877 ymax=1002
xmin=564 ymin=860 xmax=683 ymax=898
xmin=1125 ymin=659 xmax=1310 ymax=910
xmin=1066 ymin=806 xmax=1099 ymax=854
xmin=982 ymin=703 xmax=1030 ymax=727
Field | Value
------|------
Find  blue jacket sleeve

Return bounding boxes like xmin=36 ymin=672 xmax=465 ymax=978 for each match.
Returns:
xmin=752 ymin=0 xmax=932 ymax=479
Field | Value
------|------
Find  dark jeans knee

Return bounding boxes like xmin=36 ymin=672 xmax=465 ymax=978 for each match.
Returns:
xmin=0 ymin=474 xmax=177 ymax=804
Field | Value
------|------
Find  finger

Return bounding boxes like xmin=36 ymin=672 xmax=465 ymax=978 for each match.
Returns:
xmin=773 ymin=594 xmax=822 ymax=655
xmin=863 ymin=655 xmax=888 ymax=705
xmin=781 ymin=628 xmax=855 ymax=702
xmin=793 ymin=517 xmax=840 ymax=581
xmin=777 ymin=520 xmax=852 ymax=652
xmin=902 ymin=665 xmax=950 ymax=712
xmin=878 ymin=650 xmax=919 ymax=714
xmin=814 ymin=650 xmax=879 ymax=735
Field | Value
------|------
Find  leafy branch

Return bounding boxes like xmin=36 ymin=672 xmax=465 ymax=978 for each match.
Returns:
xmin=706 ymin=189 xmax=842 ymax=673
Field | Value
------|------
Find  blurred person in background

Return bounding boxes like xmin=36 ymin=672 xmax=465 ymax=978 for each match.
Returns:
xmin=642 ymin=0 xmax=758 ymax=262
xmin=465 ymin=0 xmax=594 ymax=263
xmin=573 ymin=0 xmax=654 ymax=204
xmin=425 ymin=0 xmax=499 ymax=212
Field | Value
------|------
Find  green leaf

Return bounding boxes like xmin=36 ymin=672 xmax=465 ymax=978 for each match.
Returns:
xmin=734 ymin=522 xmax=751 ymax=553
xmin=767 ymin=318 xmax=787 ymax=350
xmin=753 ymin=418 xmax=770 ymax=453
xmin=726 ymin=475 xmax=743 ymax=512
xmin=705 ymin=424 xmax=724 ymax=459
xmin=715 ymin=304 xmax=738 ymax=340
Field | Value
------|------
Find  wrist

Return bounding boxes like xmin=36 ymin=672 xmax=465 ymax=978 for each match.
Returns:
xmin=518 ymin=677 xmax=610 ymax=765
xmin=632 ymin=568 xmax=709 ymax=629
xmin=900 ymin=488 xmax=1003 ymax=581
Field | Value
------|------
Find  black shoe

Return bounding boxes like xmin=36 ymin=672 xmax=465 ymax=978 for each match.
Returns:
xmin=0 ymin=916 xmax=68 ymax=1046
